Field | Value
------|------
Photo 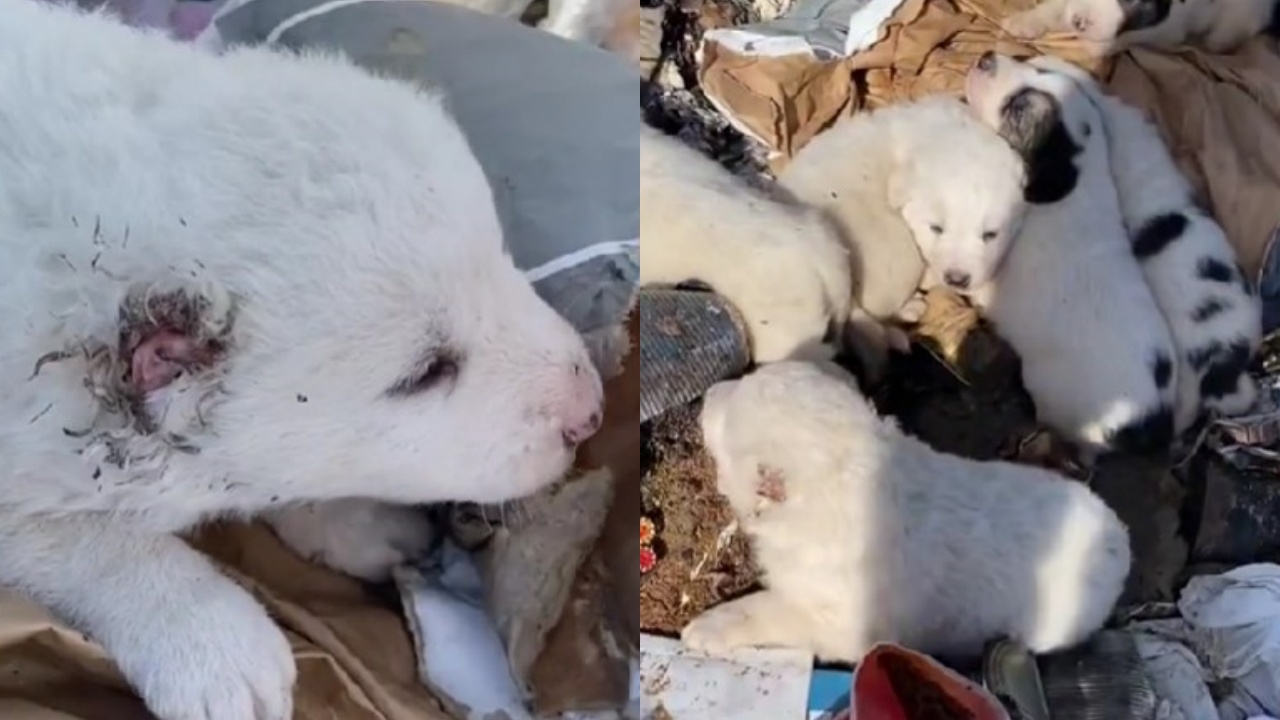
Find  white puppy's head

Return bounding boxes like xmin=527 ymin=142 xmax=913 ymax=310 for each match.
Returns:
xmin=1052 ymin=0 xmax=1173 ymax=51
xmin=964 ymin=52 xmax=1100 ymax=206
xmin=700 ymin=362 xmax=863 ymax=521
xmin=889 ymin=119 xmax=1027 ymax=293
xmin=112 ymin=117 xmax=604 ymax=509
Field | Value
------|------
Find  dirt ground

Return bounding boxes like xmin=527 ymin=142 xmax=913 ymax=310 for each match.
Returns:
xmin=639 ymin=289 xmax=1090 ymax=636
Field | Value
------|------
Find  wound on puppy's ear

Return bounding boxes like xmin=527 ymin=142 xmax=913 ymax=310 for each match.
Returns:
xmin=119 ymin=286 xmax=230 ymax=395
xmin=756 ymin=463 xmax=787 ymax=502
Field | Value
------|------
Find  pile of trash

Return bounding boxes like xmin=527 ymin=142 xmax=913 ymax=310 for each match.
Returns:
xmin=638 ymin=0 xmax=1280 ymax=717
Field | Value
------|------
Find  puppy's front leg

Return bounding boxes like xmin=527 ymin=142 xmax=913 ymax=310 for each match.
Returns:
xmin=1001 ymin=0 xmax=1071 ymax=39
xmin=681 ymin=590 xmax=824 ymax=658
xmin=0 ymin=513 xmax=295 ymax=720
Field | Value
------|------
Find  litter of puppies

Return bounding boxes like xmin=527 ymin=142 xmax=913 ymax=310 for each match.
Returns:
xmin=639 ymin=0 xmax=1280 ymax=716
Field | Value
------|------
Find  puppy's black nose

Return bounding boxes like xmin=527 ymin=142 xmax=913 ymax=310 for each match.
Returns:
xmin=976 ymin=51 xmax=997 ymax=73
xmin=944 ymin=270 xmax=972 ymax=290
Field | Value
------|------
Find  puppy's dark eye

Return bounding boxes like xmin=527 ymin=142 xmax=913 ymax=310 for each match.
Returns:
xmin=982 ymin=230 xmax=998 ymax=242
xmin=929 ymin=224 xmax=944 ymax=234
xmin=386 ymin=352 xmax=461 ymax=398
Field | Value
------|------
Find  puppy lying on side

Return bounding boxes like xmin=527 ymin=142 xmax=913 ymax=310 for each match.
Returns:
xmin=963 ymin=52 xmax=1178 ymax=455
xmin=0 ymin=2 xmax=603 ymax=719
xmin=1037 ymin=56 xmax=1262 ymax=430
xmin=777 ymin=95 xmax=1027 ymax=322
xmin=682 ymin=361 xmax=1130 ymax=661
xmin=1001 ymin=0 xmax=1280 ymax=55
xmin=640 ymin=123 xmax=861 ymax=364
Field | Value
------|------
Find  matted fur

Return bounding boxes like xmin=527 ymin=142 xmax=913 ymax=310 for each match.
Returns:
xmin=964 ymin=53 xmax=1178 ymax=455
xmin=1001 ymin=0 xmax=1280 ymax=54
xmin=640 ymin=123 xmax=857 ymax=364
xmin=682 ymin=361 xmax=1130 ymax=661
xmin=0 ymin=2 xmax=602 ymax=718
xmin=778 ymin=95 xmax=1026 ymax=317
xmin=1038 ymin=56 xmax=1261 ymax=429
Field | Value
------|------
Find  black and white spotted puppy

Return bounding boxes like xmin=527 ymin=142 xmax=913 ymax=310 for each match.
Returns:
xmin=964 ymin=51 xmax=1178 ymax=456
xmin=1035 ymin=55 xmax=1261 ymax=430
xmin=1002 ymin=0 xmax=1280 ymax=55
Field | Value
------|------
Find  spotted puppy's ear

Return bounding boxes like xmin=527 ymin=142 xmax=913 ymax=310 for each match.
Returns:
xmin=997 ymin=88 xmax=1081 ymax=205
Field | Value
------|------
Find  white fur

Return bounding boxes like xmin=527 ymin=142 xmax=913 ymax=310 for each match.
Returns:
xmin=1001 ymin=0 xmax=1278 ymax=54
xmin=683 ymin=361 xmax=1130 ymax=661
xmin=964 ymin=53 xmax=1178 ymax=454
xmin=1039 ymin=55 xmax=1262 ymax=427
xmin=266 ymin=499 xmax=438 ymax=582
xmin=778 ymin=95 xmax=1027 ymax=315
xmin=0 ymin=2 xmax=603 ymax=718
xmin=639 ymin=123 xmax=857 ymax=364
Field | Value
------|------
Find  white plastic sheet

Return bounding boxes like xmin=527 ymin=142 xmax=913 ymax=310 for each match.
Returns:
xmin=1132 ymin=564 xmax=1280 ymax=720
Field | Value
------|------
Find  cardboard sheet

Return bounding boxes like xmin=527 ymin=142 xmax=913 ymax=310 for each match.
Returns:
xmin=698 ymin=0 xmax=1280 ymax=280
xmin=0 ymin=521 xmax=449 ymax=720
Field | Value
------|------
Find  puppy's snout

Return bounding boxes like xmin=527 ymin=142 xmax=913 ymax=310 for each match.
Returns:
xmin=976 ymin=51 xmax=997 ymax=74
xmin=559 ymin=361 xmax=605 ymax=447
xmin=563 ymin=411 xmax=602 ymax=447
xmin=943 ymin=270 xmax=972 ymax=290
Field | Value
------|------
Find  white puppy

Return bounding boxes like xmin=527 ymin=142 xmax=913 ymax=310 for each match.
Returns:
xmin=1001 ymin=0 xmax=1280 ymax=55
xmin=964 ymin=52 xmax=1178 ymax=455
xmin=1037 ymin=56 xmax=1261 ymax=429
xmin=640 ymin=123 xmax=860 ymax=364
xmin=778 ymin=95 xmax=1027 ymax=316
xmin=682 ymin=361 xmax=1130 ymax=661
xmin=0 ymin=3 xmax=603 ymax=719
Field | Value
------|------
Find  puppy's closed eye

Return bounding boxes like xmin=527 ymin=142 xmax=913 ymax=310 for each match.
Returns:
xmin=929 ymin=224 xmax=944 ymax=234
xmin=982 ymin=230 xmax=998 ymax=242
xmin=386 ymin=350 xmax=462 ymax=398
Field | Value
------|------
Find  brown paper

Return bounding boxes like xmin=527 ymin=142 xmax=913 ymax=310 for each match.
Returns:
xmin=698 ymin=0 xmax=1280 ymax=277
xmin=0 ymin=522 xmax=448 ymax=720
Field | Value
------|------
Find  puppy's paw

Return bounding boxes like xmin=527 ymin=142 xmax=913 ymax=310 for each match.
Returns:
xmin=1000 ymin=11 xmax=1047 ymax=39
xmin=269 ymin=499 xmax=437 ymax=581
xmin=681 ymin=601 xmax=762 ymax=658
xmin=128 ymin=583 xmax=295 ymax=720
xmin=896 ymin=294 xmax=928 ymax=325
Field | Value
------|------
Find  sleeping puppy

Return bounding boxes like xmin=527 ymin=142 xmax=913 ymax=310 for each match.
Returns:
xmin=963 ymin=51 xmax=1178 ymax=456
xmin=0 ymin=2 xmax=602 ymax=719
xmin=1034 ymin=56 xmax=1261 ymax=430
xmin=682 ymin=361 xmax=1130 ymax=661
xmin=1001 ymin=0 xmax=1280 ymax=55
xmin=777 ymin=95 xmax=1027 ymax=325
xmin=640 ymin=123 xmax=872 ymax=366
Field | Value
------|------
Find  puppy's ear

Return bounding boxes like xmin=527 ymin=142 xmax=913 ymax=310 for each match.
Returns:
xmin=118 ymin=280 xmax=235 ymax=396
xmin=756 ymin=462 xmax=787 ymax=503
xmin=886 ymin=163 xmax=914 ymax=211
xmin=997 ymin=89 xmax=1081 ymax=205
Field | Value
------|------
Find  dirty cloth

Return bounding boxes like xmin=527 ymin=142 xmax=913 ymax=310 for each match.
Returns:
xmin=1131 ymin=564 xmax=1280 ymax=720
xmin=696 ymin=0 xmax=1280 ymax=281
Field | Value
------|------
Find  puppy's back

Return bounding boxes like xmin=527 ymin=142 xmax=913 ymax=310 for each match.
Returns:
xmin=720 ymin=362 xmax=1130 ymax=658
xmin=640 ymin=126 xmax=855 ymax=362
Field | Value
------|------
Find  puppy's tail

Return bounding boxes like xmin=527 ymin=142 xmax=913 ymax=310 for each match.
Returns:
xmin=1105 ymin=404 xmax=1175 ymax=456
